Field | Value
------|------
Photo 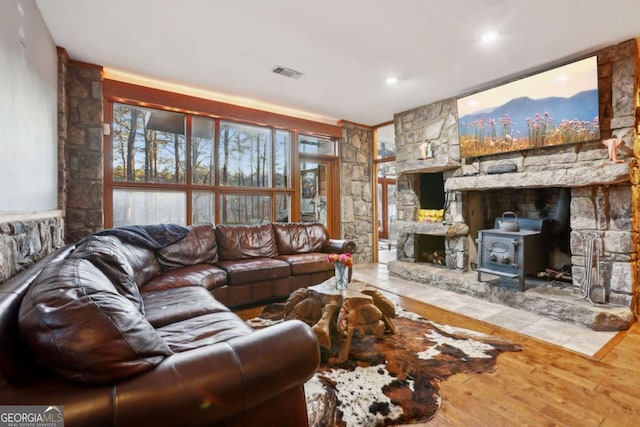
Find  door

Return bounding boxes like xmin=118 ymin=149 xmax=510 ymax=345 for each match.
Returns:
xmin=299 ymin=159 xmax=332 ymax=228
xmin=377 ymin=177 xmax=396 ymax=239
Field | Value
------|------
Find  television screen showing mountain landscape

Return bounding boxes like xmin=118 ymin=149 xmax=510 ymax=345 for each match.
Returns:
xmin=456 ymin=56 xmax=600 ymax=158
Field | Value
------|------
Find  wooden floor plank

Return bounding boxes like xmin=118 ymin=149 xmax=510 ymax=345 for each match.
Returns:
xmin=441 ymin=375 xmax=562 ymax=427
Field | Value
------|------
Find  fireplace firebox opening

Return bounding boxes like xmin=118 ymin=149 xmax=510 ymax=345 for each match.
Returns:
xmin=419 ymin=173 xmax=445 ymax=209
xmin=468 ymin=187 xmax=571 ymax=279
xmin=415 ymin=235 xmax=446 ymax=265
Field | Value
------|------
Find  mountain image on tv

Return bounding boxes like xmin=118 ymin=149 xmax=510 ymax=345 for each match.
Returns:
xmin=458 ymin=89 xmax=599 ymax=158
xmin=456 ymin=56 xmax=601 ymax=158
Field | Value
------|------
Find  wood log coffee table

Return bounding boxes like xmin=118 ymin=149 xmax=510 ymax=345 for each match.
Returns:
xmin=277 ymin=279 xmax=396 ymax=363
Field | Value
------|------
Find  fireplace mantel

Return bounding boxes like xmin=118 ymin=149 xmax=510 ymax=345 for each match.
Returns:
xmin=396 ymin=220 xmax=468 ymax=237
xmin=445 ymin=161 xmax=630 ymax=192
xmin=396 ymin=159 xmax=461 ymax=175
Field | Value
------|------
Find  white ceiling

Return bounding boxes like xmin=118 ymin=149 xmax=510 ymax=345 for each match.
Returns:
xmin=36 ymin=0 xmax=640 ymax=127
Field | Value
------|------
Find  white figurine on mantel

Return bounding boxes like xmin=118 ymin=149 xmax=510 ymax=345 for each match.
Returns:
xmin=602 ymin=136 xmax=624 ymax=164
xmin=419 ymin=141 xmax=433 ymax=160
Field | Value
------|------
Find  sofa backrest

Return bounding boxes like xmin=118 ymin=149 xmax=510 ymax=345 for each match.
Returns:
xmin=119 ymin=240 xmax=162 ymax=287
xmin=0 ymin=246 xmax=74 ymax=387
xmin=272 ymin=222 xmax=329 ymax=255
xmin=215 ymin=224 xmax=278 ymax=260
xmin=157 ymin=223 xmax=218 ymax=269
xmin=18 ymin=258 xmax=172 ymax=384
xmin=69 ymin=235 xmax=144 ymax=313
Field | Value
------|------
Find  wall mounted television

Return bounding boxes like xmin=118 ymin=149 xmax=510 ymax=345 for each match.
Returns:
xmin=456 ymin=56 xmax=600 ymax=158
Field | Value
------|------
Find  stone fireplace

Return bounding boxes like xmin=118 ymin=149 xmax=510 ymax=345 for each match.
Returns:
xmin=414 ymin=173 xmax=446 ymax=264
xmin=387 ymin=39 xmax=639 ymax=329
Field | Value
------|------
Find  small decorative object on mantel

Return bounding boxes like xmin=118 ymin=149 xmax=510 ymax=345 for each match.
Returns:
xmin=487 ymin=162 xmax=518 ymax=174
xmin=418 ymin=141 xmax=433 ymax=160
xmin=602 ymin=136 xmax=624 ymax=164
xmin=327 ymin=252 xmax=353 ymax=290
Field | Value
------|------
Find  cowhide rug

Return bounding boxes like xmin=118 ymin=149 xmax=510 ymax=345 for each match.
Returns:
xmin=248 ymin=306 xmax=522 ymax=426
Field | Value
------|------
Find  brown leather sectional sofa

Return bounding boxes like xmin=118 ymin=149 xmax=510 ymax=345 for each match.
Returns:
xmin=0 ymin=222 xmax=356 ymax=426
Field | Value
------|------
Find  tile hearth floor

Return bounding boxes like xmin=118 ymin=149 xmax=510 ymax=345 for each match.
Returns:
xmin=352 ymin=262 xmax=618 ymax=357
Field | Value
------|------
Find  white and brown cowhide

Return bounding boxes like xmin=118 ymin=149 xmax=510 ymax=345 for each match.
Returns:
xmin=249 ymin=307 xmax=522 ymax=426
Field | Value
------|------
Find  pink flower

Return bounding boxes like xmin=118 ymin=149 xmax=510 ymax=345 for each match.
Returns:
xmin=327 ymin=252 xmax=353 ymax=267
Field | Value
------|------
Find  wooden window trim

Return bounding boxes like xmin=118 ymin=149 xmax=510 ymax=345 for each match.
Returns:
xmin=103 ymin=79 xmax=341 ymax=138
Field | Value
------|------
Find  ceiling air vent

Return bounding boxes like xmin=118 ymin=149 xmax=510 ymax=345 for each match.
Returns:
xmin=272 ymin=65 xmax=304 ymax=79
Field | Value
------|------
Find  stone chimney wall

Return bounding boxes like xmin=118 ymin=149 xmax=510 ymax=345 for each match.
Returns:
xmin=391 ymin=39 xmax=639 ymax=313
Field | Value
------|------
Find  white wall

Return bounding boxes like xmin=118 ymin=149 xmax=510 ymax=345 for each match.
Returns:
xmin=0 ymin=0 xmax=58 ymax=212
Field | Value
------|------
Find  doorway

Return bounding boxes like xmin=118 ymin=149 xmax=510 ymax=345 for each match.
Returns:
xmin=299 ymin=159 xmax=333 ymax=230
xmin=374 ymin=123 xmax=397 ymax=264
xmin=377 ymin=176 xmax=397 ymax=263
xmin=378 ymin=177 xmax=396 ymax=239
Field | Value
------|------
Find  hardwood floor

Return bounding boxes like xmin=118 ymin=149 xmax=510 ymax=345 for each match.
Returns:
xmin=398 ymin=297 xmax=640 ymax=426
xmin=236 ymin=293 xmax=640 ymax=426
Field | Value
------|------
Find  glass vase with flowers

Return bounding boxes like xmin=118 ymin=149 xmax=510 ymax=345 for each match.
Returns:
xmin=327 ymin=252 xmax=353 ymax=289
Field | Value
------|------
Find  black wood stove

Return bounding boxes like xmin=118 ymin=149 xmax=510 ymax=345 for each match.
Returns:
xmin=476 ymin=216 xmax=551 ymax=291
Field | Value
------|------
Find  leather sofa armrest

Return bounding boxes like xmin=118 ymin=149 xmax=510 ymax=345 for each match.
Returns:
xmin=113 ymin=320 xmax=319 ymax=426
xmin=321 ymin=239 xmax=356 ymax=254
xmin=230 ymin=319 xmax=320 ymax=409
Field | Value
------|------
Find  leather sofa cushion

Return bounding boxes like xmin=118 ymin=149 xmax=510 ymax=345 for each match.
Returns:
xmin=142 ymin=286 xmax=230 ymax=328
xmin=276 ymin=253 xmax=334 ymax=275
xmin=157 ymin=223 xmax=218 ymax=269
xmin=18 ymin=258 xmax=172 ymax=384
xmin=272 ymin=223 xmax=328 ymax=255
xmin=157 ymin=311 xmax=254 ymax=353
xmin=142 ymin=264 xmax=227 ymax=293
xmin=69 ymin=235 xmax=143 ymax=313
xmin=216 ymin=224 xmax=278 ymax=260
xmin=215 ymin=258 xmax=290 ymax=285
xmin=119 ymin=241 xmax=162 ymax=287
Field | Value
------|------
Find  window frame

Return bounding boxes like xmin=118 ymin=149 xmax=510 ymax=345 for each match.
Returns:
xmin=103 ymin=81 xmax=341 ymax=233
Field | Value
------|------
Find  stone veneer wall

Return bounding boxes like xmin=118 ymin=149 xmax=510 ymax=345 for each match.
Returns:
xmin=64 ymin=61 xmax=105 ymax=243
xmin=570 ymin=185 xmax=633 ymax=306
xmin=57 ymin=49 xmax=69 ymax=215
xmin=341 ymin=124 xmax=374 ymax=263
xmin=393 ymin=98 xmax=468 ymax=270
xmin=392 ymin=39 xmax=639 ymax=312
xmin=394 ymin=98 xmax=461 ymax=223
xmin=0 ymin=215 xmax=64 ymax=283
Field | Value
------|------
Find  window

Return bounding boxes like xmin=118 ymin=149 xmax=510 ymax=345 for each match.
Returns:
xmin=220 ymin=194 xmax=271 ymax=224
xmin=275 ymin=130 xmax=291 ymax=188
xmin=113 ymin=189 xmax=186 ymax=226
xmin=106 ymin=101 xmax=332 ymax=227
xmin=192 ymin=191 xmax=215 ymax=224
xmin=299 ymin=134 xmax=336 ymax=155
xmin=191 ymin=116 xmax=214 ymax=185
xmin=219 ymin=122 xmax=271 ymax=187
xmin=375 ymin=124 xmax=396 ymax=159
xmin=112 ymin=104 xmax=186 ymax=183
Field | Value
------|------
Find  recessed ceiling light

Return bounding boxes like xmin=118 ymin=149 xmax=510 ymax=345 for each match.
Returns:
xmin=481 ymin=31 xmax=498 ymax=43
xmin=385 ymin=76 xmax=399 ymax=85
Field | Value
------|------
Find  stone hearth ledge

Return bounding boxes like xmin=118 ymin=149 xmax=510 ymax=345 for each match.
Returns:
xmin=445 ymin=161 xmax=630 ymax=191
xmin=387 ymin=260 xmax=634 ymax=331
